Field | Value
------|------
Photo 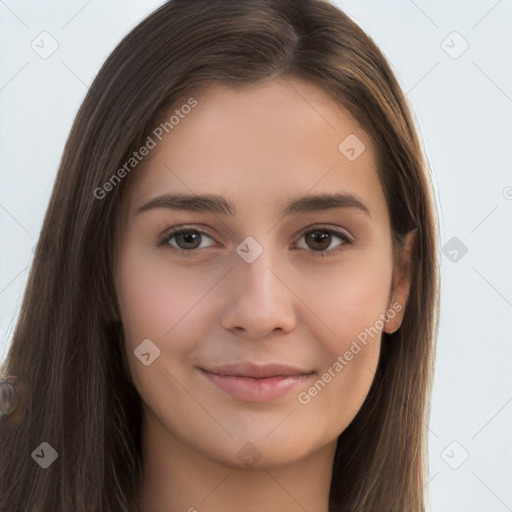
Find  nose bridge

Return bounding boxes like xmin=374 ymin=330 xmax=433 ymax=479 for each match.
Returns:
xmin=220 ymin=238 xmax=296 ymax=337
xmin=240 ymin=248 xmax=279 ymax=303
xmin=235 ymin=232 xmax=281 ymax=295
xmin=236 ymin=240 xmax=285 ymax=309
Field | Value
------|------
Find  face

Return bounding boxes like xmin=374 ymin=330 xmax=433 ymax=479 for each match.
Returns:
xmin=114 ymin=78 xmax=410 ymax=470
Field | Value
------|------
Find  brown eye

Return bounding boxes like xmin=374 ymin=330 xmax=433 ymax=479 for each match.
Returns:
xmin=305 ymin=230 xmax=333 ymax=251
xmin=296 ymin=228 xmax=352 ymax=255
xmin=173 ymin=231 xmax=202 ymax=250
xmin=158 ymin=227 xmax=216 ymax=253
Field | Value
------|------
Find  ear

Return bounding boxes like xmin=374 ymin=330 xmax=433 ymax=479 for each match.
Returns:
xmin=383 ymin=228 xmax=417 ymax=334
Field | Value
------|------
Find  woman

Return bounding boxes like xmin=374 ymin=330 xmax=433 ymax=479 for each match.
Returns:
xmin=0 ymin=0 xmax=440 ymax=510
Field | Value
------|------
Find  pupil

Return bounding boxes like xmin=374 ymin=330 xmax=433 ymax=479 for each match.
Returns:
xmin=175 ymin=231 xmax=332 ymax=251
xmin=178 ymin=233 xmax=200 ymax=249
xmin=308 ymin=231 xmax=330 ymax=250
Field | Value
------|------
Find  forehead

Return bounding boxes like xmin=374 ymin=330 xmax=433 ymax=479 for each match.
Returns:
xmin=126 ymin=78 xmax=387 ymax=224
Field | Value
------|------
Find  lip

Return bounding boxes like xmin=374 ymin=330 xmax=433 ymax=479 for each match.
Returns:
xmin=200 ymin=362 xmax=313 ymax=379
xmin=198 ymin=363 xmax=316 ymax=402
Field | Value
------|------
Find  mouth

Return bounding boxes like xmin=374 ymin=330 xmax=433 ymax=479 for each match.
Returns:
xmin=197 ymin=362 xmax=316 ymax=402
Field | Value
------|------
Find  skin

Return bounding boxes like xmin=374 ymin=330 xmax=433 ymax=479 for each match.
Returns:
xmin=114 ymin=78 xmax=415 ymax=512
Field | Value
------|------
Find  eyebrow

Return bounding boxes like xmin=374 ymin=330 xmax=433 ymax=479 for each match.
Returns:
xmin=135 ymin=191 xmax=372 ymax=220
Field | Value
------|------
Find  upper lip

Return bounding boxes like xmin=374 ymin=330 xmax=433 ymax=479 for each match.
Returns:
xmin=199 ymin=362 xmax=314 ymax=379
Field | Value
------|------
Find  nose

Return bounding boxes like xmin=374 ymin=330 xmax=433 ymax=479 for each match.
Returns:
xmin=219 ymin=250 xmax=297 ymax=339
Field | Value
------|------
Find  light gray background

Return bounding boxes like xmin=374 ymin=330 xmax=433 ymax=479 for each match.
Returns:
xmin=1 ymin=1 xmax=511 ymax=510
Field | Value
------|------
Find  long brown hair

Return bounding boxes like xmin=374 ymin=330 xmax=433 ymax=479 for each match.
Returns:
xmin=0 ymin=0 xmax=440 ymax=510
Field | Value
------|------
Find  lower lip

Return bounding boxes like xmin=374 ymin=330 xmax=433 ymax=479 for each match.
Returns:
xmin=200 ymin=370 xmax=314 ymax=402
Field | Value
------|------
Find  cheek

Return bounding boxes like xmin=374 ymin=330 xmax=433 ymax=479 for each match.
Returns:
xmin=303 ymin=246 xmax=392 ymax=350
xmin=116 ymin=246 xmax=211 ymax=344
xmin=329 ymin=272 xmax=389 ymax=347
xmin=295 ymin=252 xmax=390 ymax=427
xmin=115 ymin=247 xmax=213 ymax=414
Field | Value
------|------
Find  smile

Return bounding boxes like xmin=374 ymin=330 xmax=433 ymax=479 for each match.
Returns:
xmin=198 ymin=363 xmax=316 ymax=402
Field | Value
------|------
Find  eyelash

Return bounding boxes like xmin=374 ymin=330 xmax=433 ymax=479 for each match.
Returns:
xmin=155 ymin=224 xmax=354 ymax=258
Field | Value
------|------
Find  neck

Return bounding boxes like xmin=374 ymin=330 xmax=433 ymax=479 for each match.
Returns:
xmin=137 ymin=406 xmax=336 ymax=512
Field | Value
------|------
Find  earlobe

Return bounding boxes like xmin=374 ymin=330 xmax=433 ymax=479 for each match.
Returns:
xmin=383 ymin=228 xmax=417 ymax=334
xmin=383 ymin=289 xmax=406 ymax=334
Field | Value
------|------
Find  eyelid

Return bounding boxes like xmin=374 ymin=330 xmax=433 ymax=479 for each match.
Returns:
xmin=156 ymin=225 xmax=217 ymax=254
xmin=292 ymin=222 xmax=354 ymax=243
xmin=157 ymin=223 xmax=354 ymax=256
